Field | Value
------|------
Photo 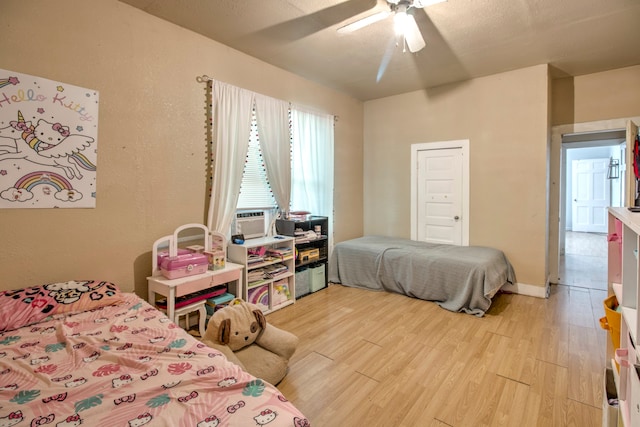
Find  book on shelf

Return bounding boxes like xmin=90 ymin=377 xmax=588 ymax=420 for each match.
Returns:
xmin=269 ymin=246 xmax=292 ymax=253
xmin=264 ymin=263 xmax=288 ymax=278
xmin=267 ymin=247 xmax=293 ymax=257
xmin=247 ymin=268 xmax=266 ymax=282
xmin=248 ymin=279 xmax=268 ymax=288
xmin=247 ymin=254 xmax=264 ymax=264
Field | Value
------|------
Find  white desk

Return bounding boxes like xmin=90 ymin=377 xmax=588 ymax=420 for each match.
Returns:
xmin=147 ymin=262 xmax=244 ymax=323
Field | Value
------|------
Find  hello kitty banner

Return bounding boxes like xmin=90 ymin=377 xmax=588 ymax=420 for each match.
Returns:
xmin=0 ymin=69 xmax=98 ymax=208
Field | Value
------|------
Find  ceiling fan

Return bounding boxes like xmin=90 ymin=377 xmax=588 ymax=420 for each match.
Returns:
xmin=337 ymin=0 xmax=446 ymax=53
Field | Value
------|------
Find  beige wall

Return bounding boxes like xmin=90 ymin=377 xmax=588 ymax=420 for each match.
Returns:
xmin=0 ymin=0 xmax=364 ymax=293
xmin=363 ymin=65 xmax=551 ymax=288
xmin=552 ymin=65 xmax=640 ymax=126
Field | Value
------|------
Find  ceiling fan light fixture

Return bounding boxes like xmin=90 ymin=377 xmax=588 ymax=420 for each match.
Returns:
xmin=404 ymin=13 xmax=426 ymax=52
xmin=337 ymin=0 xmax=433 ymax=54
xmin=393 ymin=4 xmax=408 ymax=36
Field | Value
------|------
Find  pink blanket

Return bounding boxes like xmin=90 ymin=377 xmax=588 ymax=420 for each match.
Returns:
xmin=0 ymin=292 xmax=308 ymax=427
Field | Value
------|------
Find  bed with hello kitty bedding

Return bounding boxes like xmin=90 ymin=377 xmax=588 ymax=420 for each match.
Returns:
xmin=0 ymin=280 xmax=309 ymax=427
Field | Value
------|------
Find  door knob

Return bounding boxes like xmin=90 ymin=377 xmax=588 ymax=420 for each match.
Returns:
xmin=454 ymin=216 xmax=460 ymax=220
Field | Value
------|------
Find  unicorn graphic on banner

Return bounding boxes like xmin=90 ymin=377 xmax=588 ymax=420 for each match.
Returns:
xmin=0 ymin=110 xmax=96 ymax=179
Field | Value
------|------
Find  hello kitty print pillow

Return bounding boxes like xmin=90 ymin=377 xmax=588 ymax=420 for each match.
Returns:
xmin=0 ymin=280 xmax=122 ymax=332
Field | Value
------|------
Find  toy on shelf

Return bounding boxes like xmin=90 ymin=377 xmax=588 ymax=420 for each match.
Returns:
xmin=205 ymin=232 xmax=226 ymax=270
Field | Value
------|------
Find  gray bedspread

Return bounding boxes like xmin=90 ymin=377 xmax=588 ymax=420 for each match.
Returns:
xmin=328 ymin=235 xmax=515 ymax=316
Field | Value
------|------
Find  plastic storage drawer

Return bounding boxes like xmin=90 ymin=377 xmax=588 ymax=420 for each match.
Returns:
xmin=309 ymin=264 xmax=325 ymax=292
xmin=296 ymin=267 xmax=310 ymax=298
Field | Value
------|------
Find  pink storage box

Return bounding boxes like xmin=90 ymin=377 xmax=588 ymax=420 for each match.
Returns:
xmin=160 ymin=253 xmax=208 ymax=279
xmin=157 ymin=248 xmax=191 ymax=269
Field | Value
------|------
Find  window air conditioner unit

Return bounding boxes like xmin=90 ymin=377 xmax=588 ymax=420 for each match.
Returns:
xmin=234 ymin=211 xmax=266 ymax=239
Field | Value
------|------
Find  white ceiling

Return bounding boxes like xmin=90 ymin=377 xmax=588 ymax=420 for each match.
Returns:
xmin=120 ymin=0 xmax=640 ymax=101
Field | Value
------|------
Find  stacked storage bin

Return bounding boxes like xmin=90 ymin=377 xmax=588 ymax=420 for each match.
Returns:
xmin=296 ymin=267 xmax=310 ymax=298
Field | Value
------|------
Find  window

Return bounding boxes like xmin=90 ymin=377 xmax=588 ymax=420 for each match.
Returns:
xmin=236 ymin=108 xmax=277 ymax=210
xmin=290 ymin=107 xmax=334 ymax=220
xmin=235 ymin=105 xmax=333 ymax=233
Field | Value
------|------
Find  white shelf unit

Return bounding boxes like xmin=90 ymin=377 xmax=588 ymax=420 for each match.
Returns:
xmin=227 ymin=236 xmax=296 ymax=314
xmin=607 ymin=207 xmax=640 ymax=427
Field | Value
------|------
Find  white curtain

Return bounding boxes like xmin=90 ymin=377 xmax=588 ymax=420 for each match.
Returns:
xmin=207 ymin=80 xmax=255 ymax=234
xmin=291 ymin=107 xmax=334 ymax=248
xmin=254 ymin=94 xmax=291 ymax=212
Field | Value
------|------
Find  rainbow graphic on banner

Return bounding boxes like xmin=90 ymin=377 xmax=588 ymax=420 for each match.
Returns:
xmin=247 ymin=285 xmax=269 ymax=311
xmin=14 ymin=171 xmax=74 ymax=192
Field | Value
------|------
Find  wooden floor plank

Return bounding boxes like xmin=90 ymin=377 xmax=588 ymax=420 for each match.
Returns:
xmin=267 ymin=284 xmax=606 ymax=426
xmin=568 ymin=323 xmax=605 ymax=407
xmin=525 ymin=359 xmax=570 ymax=426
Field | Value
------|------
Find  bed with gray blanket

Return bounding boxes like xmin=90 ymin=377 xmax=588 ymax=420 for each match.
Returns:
xmin=328 ymin=235 xmax=515 ymax=316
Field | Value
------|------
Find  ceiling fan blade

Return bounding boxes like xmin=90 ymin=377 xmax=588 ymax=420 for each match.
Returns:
xmin=404 ymin=14 xmax=426 ymax=52
xmin=412 ymin=0 xmax=447 ymax=8
xmin=376 ymin=36 xmax=398 ymax=82
xmin=337 ymin=10 xmax=391 ymax=33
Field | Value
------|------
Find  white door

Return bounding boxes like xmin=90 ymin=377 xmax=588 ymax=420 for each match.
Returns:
xmin=571 ymin=158 xmax=609 ymax=233
xmin=416 ymin=147 xmax=463 ymax=244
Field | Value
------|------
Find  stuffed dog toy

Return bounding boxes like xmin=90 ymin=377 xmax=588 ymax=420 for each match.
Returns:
xmin=201 ymin=299 xmax=298 ymax=385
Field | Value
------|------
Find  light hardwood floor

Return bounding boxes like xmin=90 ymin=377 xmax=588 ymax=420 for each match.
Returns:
xmin=560 ymin=231 xmax=607 ymax=290
xmin=268 ymin=284 xmax=610 ymax=426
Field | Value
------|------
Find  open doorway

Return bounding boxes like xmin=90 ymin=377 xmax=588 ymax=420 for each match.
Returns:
xmin=559 ymin=131 xmax=625 ymax=290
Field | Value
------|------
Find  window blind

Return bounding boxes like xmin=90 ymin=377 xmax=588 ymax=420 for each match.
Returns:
xmin=236 ymin=108 xmax=277 ymax=209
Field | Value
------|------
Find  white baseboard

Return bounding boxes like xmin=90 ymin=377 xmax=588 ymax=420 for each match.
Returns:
xmin=500 ymin=281 xmax=549 ymax=299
